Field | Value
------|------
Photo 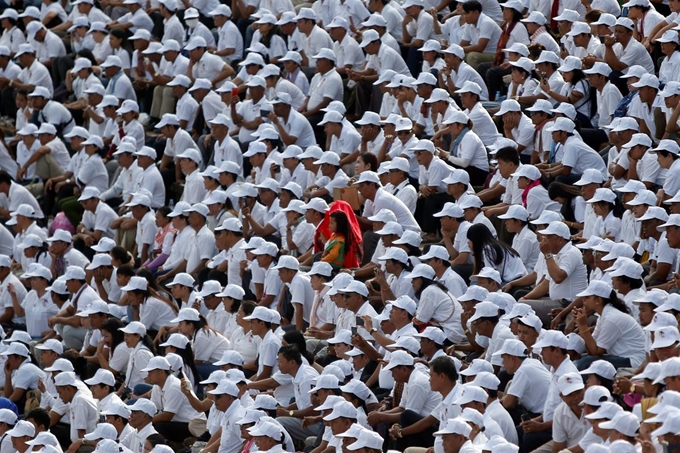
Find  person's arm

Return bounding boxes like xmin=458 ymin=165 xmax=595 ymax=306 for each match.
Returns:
xmin=268 ymin=114 xmax=298 ymax=146
xmin=544 ymin=254 xmax=568 ymax=283
xmin=252 ymin=365 xmax=273 ymax=381
xmin=243 ymin=213 xmax=277 ymax=237
xmin=603 ymin=37 xmax=628 ymax=72
xmin=501 ymin=393 xmax=518 ymax=410
xmin=463 ymin=38 xmax=490 ymax=54
xmin=180 ymin=378 xmax=213 ymax=412
xmin=392 ymin=414 xmax=438 ymax=438
xmin=303 ymin=97 xmax=333 ymax=117
xmin=152 ymin=410 xmax=175 ymax=423
xmin=8 ymin=287 xmax=24 ymax=317
xmin=520 ymin=277 xmax=549 ymax=300
xmin=211 ymin=64 xmax=235 ymax=87
xmin=574 ymin=308 xmax=606 ymax=356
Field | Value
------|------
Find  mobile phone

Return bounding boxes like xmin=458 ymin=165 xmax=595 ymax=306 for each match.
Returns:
xmin=351 ymin=326 xmax=358 ymax=335
xmin=261 ymin=110 xmax=270 ymax=118
xmin=232 ymin=87 xmax=239 ymax=96
xmin=521 ymin=414 xmax=531 ymax=422
xmin=356 ymin=316 xmax=365 ymax=327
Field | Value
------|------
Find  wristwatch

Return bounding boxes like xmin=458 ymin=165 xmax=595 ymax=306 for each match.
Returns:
xmin=289 ymin=410 xmax=295 ymax=417
xmin=351 ymin=270 xmax=356 ymax=277
xmin=544 ymin=253 xmax=554 ymax=260
xmin=630 ymin=383 xmax=636 ymax=394
xmin=370 ymin=328 xmax=377 ymax=335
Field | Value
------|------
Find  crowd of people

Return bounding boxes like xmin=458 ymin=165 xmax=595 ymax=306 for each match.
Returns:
xmin=0 ymin=0 xmax=678 ymax=453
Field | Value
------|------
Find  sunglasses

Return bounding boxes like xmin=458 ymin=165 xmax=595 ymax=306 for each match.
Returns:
xmin=397 ymin=130 xmax=411 ymax=135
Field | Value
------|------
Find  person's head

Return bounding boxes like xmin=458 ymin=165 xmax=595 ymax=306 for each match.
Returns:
xmin=495 ymin=147 xmax=520 ymax=178
xmin=428 ymin=355 xmax=458 ymax=393
xmin=516 ymin=314 xmax=542 ymax=350
xmin=8 ymin=421 xmax=34 ymax=452
xmin=499 ymin=341 xmax=528 ymax=374
xmin=385 ymin=351 xmax=416 ymax=383
xmin=277 ymin=344 xmax=302 ymax=376
xmin=462 ymin=0 xmax=482 ymax=24
xmin=437 ymin=419 xmax=471 ymax=453
xmin=469 ymin=302 xmax=500 ymax=338
xmin=581 ymin=280 xmax=630 ymax=316
xmin=54 ymin=373 xmax=79 ymax=404
xmin=25 ymin=408 xmax=49 ymax=434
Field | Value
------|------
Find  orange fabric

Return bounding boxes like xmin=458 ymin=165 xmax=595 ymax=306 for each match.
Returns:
xmin=314 ymin=200 xmax=363 ymax=269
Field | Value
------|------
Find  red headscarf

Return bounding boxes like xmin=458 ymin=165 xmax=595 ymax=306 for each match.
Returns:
xmin=314 ymin=200 xmax=363 ymax=269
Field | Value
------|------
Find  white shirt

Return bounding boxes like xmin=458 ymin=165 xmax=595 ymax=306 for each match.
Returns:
xmin=150 ymin=374 xmax=205 ymax=422
xmin=466 ymin=102 xmax=500 ymax=146
xmin=400 ymin=368 xmax=442 ymax=416
xmin=512 ymin=226 xmax=540 ymax=273
xmin=592 ymin=304 xmax=647 ymax=368
xmin=543 ymin=357 xmax=579 ymax=422
xmin=125 ymin=343 xmax=153 ymax=388
xmin=461 ymin=13 xmax=502 ymax=53
xmin=82 ymin=200 xmax=117 ymax=239
xmin=180 ymin=169 xmax=207 ymax=204
xmin=546 ymin=242 xmax=588 ymax=301
xmin=307 ymin=69 xmax=343 ymax=111
xmin=186 ymin=224 xmax=216 ymax=273
xmin=506 ymin=358 xmax=552 ymax=414
xmin=218 ymin=400 xmax=244 ymax=453
xmin=125 ymin=424 xmax=158 ymax=453
xmin=18 ymin=60 xmax=53 ymax=95
xmin=363 ymin=188 xmax=420 ymax=232
xmin=67 ymin=389 xmax=99 ymax=441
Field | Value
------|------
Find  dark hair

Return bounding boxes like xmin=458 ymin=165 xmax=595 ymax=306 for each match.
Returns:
xmin=330 ymin=211 xmax=352 ymax=252
xmin=136 ymin=268 xmax=178 ymax=313
xmin=241 ymin=300 xmax=257 ymax=317
xmin=145 ymin=434 xmax=166 ymax=448
xmin=109 ymin=28 xmax=127 ymax=43
xmin=466 ymin=224 xmax=520 ymax=274
xmin=116 ymin=263 xmax=135 ymax=278
xmin=495 ymin=147 xmax=520 ymax=166
xmin=462 ymin=0 xmax=482 ymax=12
xmin=0 ymin=170 xmax=12 ymax=186
xmin=15 ymin=89 xmax=28 ymax=100
xmin=358 ymin=153 xmax=378 ymax=172
xmin=614 ymin=275 xmax=643 ymax=290
xmin=110 ymin=246 xmax=132 ymax=265
xmin=184 ymin=314 xmax=220 ymax=337
xmin=61 ymin=351 xmax=88 ymax=376
xmin=600 ymin=289 xmax=631 ymax=314
xmin=430 ymin=356 xmax=459 ymax=381
xmin=343 ymin=391 xmax=368 ymax=414
xmin=278 ymin=344 xmax=303 ymax=365
xmin=283 ymin=331 xmax=314 ymax=364
xmin=25 ymin=408 xmax=50 ymax=431
xmin=101 ymin=318 xmax=125 ymax=352
xmin=593 ymin=200 xmax=624 ymax=219
xmin=548 ymin=181 xmax=584 ymax=224
xmin=415 ymin=277 xmax=450 ymax=300
xmin=157 ymin=206 xmax=172 ymax=218
xmin=584 ymin=9 xmax=602 ymax=23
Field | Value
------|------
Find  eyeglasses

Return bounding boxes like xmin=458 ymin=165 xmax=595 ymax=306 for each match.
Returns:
xmin=397 ymin=130 xmax=411 ymax=135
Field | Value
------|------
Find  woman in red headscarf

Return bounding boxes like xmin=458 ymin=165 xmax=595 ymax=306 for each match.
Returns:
xmin=314 ymin=201 xmax=363 ymax=269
